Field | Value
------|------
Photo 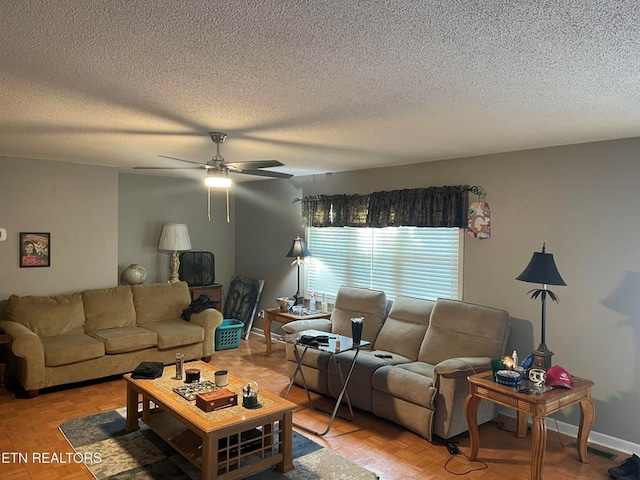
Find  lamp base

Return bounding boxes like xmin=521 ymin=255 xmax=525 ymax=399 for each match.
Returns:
xmin=293 ymin=292 xmax=303 ymax=306
xmin=533 ymin=343 xmax=553 ymax=370
xmin=169 ymin=251 xmax=180 ymax=283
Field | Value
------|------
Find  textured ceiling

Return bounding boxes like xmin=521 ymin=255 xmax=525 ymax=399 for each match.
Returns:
xmin=2 ymin=1 xmax=640 ymax=182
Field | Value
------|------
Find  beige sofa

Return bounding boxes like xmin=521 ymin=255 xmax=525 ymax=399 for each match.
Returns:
xmin=0 ymin=281 xmax=223 ymax=397
xmin=284 ymin=286 xmax=510 ymax=441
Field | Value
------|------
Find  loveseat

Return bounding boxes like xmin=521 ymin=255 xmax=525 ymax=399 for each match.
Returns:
xmin=283 ymin=286 xmax=511 ymax=441
xmin=0 ymin=281 xmax=223 ymax=397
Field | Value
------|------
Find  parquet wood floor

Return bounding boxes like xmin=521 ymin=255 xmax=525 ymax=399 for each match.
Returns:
xmin=0 ymin=335 xmax=623 ymax=479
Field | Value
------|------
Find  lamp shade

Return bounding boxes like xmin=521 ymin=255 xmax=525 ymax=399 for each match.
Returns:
xmin=158 ymin=223 xmax=192 ymax=251
xmin=516 ymin=244 xmax=566 ymax=286
xmin=286 ymin=235 xmax=311 ymax=258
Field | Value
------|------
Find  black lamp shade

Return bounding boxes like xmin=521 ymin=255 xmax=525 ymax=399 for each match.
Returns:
xmin=516 ymin=248 xmax=566 ymax=286
xmin=286 ymin=236 xmax=311 ymax=258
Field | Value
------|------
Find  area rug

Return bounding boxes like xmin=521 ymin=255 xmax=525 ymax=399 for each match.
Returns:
xmin=59 ymin=408 xmax=378 ymax=479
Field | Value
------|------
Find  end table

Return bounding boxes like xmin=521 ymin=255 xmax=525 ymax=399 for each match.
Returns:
xmin=264 ymin=308 xmax=331 ymax=355
xmin=465 ymin=371 xmax=595 ymax=480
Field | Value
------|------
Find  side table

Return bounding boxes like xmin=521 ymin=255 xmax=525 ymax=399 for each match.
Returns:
xmin=264 ymin=308 xmax=331 ymax=355
xmin=465 ymin=371 xmax=595 ymax=480
xmin=284 ymin=329 xmax=370 ymax=436
xmin=188 ymin=284 xmax=223 ymax=311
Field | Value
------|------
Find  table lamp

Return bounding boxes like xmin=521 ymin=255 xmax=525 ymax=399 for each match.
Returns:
xmin=286 ymin=235 xmax=311 ymax=305
xmin=158 ymin=223 xmax=192 ymax=283
xmin=516 ymin=243 xmax=566 ymax=369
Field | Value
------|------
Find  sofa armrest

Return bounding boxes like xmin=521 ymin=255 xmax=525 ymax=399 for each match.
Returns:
xmin=189 ymin=308 xmax=223 ymax=356
xmin=0 ymin=320 xmax=46 ymax=391
xmin=431 ymin=356 xmax=493 ymax=439
xmin=281 ymin=319 xmax=332 ymax=334
xmin=433 ymin=357 xmax=492 ymax=378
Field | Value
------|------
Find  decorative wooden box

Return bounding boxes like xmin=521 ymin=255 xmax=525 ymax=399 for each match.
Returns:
xmin=196 ymin=388 xmax=238 ymax=412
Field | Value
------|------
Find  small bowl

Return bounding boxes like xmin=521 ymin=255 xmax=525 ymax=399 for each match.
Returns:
xmin=276 ymin=297 xmax=295 ymax=312
xmin=495 ymin=369 xmax=522 ymax=388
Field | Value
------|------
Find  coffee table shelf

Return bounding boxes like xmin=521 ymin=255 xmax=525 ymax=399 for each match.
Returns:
xmin=145 ymin=412 xmax=204 ymax=466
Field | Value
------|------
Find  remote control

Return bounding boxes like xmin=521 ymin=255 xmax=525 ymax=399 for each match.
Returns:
xmin=374 ymin=353 xmax=392 ymax=358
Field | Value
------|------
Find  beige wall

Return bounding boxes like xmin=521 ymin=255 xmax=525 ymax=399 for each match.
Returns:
xmin=0 ymin=161 xmax=236 ymax=310
xmin=118 ymin=174 xmax=235 ymax=287
xmin=236 ymin=137 xmax=640 ymax=447
xmin=234 ymin=179 xmax=304 ymax=318
xmin=0 ymin=157 xmax=118 ymax=299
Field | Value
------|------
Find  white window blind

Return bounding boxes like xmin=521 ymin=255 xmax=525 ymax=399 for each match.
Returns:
xmin=306 ymin=226 xmax=462 ymax=302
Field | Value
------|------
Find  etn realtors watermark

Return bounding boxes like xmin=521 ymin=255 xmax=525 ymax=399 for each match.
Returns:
xmin=2 ymin=451 xmax=101 ymax=464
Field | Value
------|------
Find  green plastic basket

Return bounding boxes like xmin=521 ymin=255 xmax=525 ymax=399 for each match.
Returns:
xmin=215 ymin=319 xmax=243 ymax=350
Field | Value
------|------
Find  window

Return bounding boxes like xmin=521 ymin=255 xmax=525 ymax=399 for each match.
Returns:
xmin=306 ymin=226 xmax=462 ymax=302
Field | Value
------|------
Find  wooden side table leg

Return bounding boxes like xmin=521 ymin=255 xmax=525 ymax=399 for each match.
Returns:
xmin=264 ymin=314 xmax=274 ymax=356
xmin=577 ymin=399 xmax=595 ymax=463
xmin=517 ymin=410 xmax=528 ymax=438
xmin=465 ymin=393 xmax=481 ymax=460
xmin=530 ymin=415 xmax=547 ymax=480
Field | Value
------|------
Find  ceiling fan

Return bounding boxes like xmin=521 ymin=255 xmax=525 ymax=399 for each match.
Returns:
xmin=134 ymin=132 xmax=293 ymax=187
xmin=134 ymin=132 xmax=292 ymax=222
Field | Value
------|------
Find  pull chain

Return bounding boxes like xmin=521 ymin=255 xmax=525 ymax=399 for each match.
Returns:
xmin=226 ymin=187 xmax=230 ymax=223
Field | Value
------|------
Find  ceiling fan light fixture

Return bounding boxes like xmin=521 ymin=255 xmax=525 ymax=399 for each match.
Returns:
xmin=204 ymin=173 xmax=232 ymax=188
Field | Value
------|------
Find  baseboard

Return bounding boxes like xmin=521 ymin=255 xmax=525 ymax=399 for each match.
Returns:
xmin=249 ymin=327 xmax=266 ymax=338
xmin=498 ymin=407 xmax=640 ymax=456
xmin=248 ymin=328 xmax=285 ymax=343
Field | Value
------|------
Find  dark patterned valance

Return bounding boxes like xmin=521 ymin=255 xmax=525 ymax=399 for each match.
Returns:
xmin=301 ymin=185 xmax=469 ymax=228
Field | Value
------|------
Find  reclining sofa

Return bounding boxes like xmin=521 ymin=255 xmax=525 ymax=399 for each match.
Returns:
xmin=283 ymin=286 xmax=511 ymax=441
xmin=0 ymin=281 xmax=222 ymax=397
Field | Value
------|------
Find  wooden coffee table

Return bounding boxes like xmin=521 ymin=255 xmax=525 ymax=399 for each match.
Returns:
xmin=124 ymin=360 xmax=296 ymax=480
xmin=465 ymin=371 xmax=595 ymax=480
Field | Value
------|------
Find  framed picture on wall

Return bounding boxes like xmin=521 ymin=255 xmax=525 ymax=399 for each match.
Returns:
xmin=20 ymin=232 xmax=50 ymax=268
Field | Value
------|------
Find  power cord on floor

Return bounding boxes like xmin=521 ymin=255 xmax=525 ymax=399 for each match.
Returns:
xmin=443 ymin=443 xmax=489 ymax=475
xmin=494 ymin=419 xmax=517 ymax=434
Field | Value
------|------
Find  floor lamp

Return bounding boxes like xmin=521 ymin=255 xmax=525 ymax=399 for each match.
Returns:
xmin=158 ymin=223 xmax=192 ymax=283
xmin=516 ymin=243 xmax=566 ymax=369
xmin=286 ymin=235 xmax=311 ymax=305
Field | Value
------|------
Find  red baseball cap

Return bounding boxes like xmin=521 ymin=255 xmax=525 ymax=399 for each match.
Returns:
xmin=546 ymin=365 xmax=573 ymax=389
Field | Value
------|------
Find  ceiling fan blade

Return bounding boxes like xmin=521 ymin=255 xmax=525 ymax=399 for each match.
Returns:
xmin=158 ymin=155 xmax=208 ymax=167
xmin=132 ymin=166 xmax=203 ymax=170
xmin=234 ymin=169 xmax=293 ymax=178
xmin=224 ymin=160 xmax=284 ymax=169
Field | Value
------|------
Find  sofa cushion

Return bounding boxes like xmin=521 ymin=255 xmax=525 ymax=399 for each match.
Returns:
xmin=418 ymin=298 xmax=510 ymax=365
xmin=132 ymin=282 xmax=191 ymax=326
xmin=82 ymin=286 xmax=136 ymax=332
xmin=41 ymin=333 xmax=105 ymax=367
xmin=141 ymin=320 xmax=204 ymax=349
xmin=88 ymin=326 xmax=158 ymax=354
xmin=7 ymin=293 xmax=85 ymax=338
xmin=373 ymin=296 xmax=433 ymax=360
xmin=371 ymin=362 xmax=437 ymax=408
xmin=328 ymin=350 xmax=411 ymax=386
xmin=330 ymin=286 xmax=388 ymax=343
